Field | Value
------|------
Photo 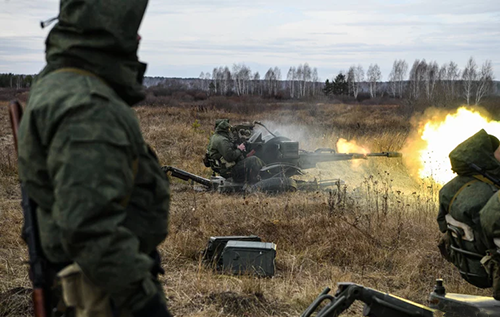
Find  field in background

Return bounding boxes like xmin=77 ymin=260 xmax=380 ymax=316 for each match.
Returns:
xmin=0 ymin=100 xmax=491 ymax=316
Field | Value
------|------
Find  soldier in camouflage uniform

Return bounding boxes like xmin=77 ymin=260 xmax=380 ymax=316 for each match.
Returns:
xmin=438 ymin=129 xmax=500 ymax=298
xmin=207 ymin=119 xmax=264 ymax=184
xmin=17 ymin=0 xmax=172 ymax=316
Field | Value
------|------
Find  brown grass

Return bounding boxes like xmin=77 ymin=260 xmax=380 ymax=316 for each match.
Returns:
xmin=0 ymin=100 xmax=490 ymax=317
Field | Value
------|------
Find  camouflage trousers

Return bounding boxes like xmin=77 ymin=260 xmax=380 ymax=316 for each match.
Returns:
xmin=231 ymin=156 xmax=265 ymax=184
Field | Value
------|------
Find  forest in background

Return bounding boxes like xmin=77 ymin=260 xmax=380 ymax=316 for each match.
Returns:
xmin=1 ymin=56 xmax=499 ymax=117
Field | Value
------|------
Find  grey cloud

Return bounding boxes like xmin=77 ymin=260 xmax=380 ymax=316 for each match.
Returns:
xmin=2 ymin=0 xmax=499 ymax=79
xmin=298 ymin=0 xmax=500 ymax=16
xmin=0 ymin=36 xmax=45 ymax=55
xmin=371 ymin=0 xmax=500 ymax=16
xmin=308 ymin=32 xmax=348 ymax=36
xmin=3 ymin=0 xmax=58 ymax=17
xmin=342 ymin=20 xmax=442 ymax=27
xmin=143 ymin=35 xmax=500 ymax=58
xmin=164 ymin=0 xmax=500 ymax=16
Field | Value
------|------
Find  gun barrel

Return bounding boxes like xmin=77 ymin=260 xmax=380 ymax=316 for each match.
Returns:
xmin=298 ymin=151 xmax=402 ymax=169
xmin=163 ymin=166 xmax=214 ymax=189
xmin=366 ymin=151 xmax=403 ymax=158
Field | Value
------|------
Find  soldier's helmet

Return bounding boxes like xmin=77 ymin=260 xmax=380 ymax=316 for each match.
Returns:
xmin=215 ymin=119 xmax=230 ymax=129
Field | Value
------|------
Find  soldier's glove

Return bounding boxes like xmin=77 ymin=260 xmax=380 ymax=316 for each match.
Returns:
xmin=133 ymin=293 xmax=173 ymax=317
xmin=237 ymin=143 xmax=246 ymax=152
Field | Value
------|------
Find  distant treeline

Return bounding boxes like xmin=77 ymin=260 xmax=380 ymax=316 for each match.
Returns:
xmin=0 ymin=73 xmax=35 ymax=89
xmin=3 ymin=56 xmax=498 ymax=109
xmin=145 ymin=57 xmax=498 ymax=109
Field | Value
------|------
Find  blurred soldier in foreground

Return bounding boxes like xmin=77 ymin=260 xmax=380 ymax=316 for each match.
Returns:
xmin=206 ymin=119 xmax=264 ymax=184
xmin=438 ymin=129 xmax=500 ymax=299
xmin=17 ymin=0 xmax=172 ymax=316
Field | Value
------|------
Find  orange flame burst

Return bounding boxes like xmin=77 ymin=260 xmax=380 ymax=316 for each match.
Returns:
xmin=403 ymin=107 xmax=500 ymax=184
xmin=337 ymin=138 xmax=369 ymax=154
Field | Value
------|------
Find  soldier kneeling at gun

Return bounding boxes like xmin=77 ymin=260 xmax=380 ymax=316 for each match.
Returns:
xmin=205 ymin=119 xmax=264 ymax=184
xmin=438 ymin=129 xmax=500 ymax=300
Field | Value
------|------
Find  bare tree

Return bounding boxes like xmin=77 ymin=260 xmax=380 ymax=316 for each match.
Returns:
xmin=242 ymin=66 xmax=251 ymax=95
xmin=409 ymin=59 xmax=428 ymax=100
xmin=232 ymin=64 xmax=242 ymax=95
xmin=273 ymin=66 xmax=281 ymax=96
xmin=347 ymin=65 xmax=364 ymax=98
xmin=354 ymin=65 xmax=364 ymax=98
xmin=347 ymin=66 xmax=355 ymax=97
xmin=212 ymin=67 xmax=220 ymax=94
xmin=462 ymin=57 xmax=477 ymax=105
xmin=388 ymin=59 xmax=408 ymax=98
xmin=424 ymin=61 xmax=439 ymax=100
xmin=296 ymin=64 xmax=303 ymax=98
xmin=301 ymin=63 xmax=312 ymax=97
xmin=312 ymin=67 xmax=319 ymax=97
xmin=388 ymin=67 xmax=397 ymax=98
xmin=447 ymin=61 xmax=460 ymax=99
xmin=265 ymin=68 xmax=275 ymax=96
xmin=253 ymin=72 xmax=261 ymax=95
xmin=222 ymin=66 xmax=231 ymax=95
xmin=198 ymin=72 xmax=205 ymax=90
xmin=475 ymin=60 xmax=494 ymax=105
xmin=367 ymin=64 xmax=381 ymax=98
xmin=399 ymin=60 xmax=408 ymax=98
xmin=287 ymin=67 xmax=296 ymax=98
xmin=232 ymin=64 xmax=251 ymax=96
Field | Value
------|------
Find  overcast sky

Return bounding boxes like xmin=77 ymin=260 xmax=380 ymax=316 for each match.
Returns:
xmin=1 ymin=0 xmax=499 ymax=81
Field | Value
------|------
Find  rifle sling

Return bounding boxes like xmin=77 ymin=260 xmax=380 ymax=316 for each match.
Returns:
xmin=472 ymin=174 xmax=500 ymax=189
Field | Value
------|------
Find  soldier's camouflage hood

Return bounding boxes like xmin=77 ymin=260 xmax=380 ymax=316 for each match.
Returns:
xmin=39 ymin=0 xmax=148 ymax=105
xmin=215 ymin=119 xmax=231 ymax=135
xmin=449 ymin=129 xmax=500 ymax=177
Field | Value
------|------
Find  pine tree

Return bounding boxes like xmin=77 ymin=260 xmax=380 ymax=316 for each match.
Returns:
xmin=332 ymin=72 xmax=348 ymax=95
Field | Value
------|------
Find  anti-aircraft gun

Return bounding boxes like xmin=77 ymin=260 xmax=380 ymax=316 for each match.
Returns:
xmin=244 ymin=121 xmax=401 ymax=177
xmin=164 ymin=121 xmax=402 ymax=193
xmin=301 ymin=279 xmax=500 ymax=317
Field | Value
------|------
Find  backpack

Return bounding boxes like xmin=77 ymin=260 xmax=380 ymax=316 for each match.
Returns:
xmin=440 ymin=178 xmax=498 ymax=288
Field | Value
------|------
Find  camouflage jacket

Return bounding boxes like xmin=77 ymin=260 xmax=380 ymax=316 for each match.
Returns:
xmin=438 ymin=129 xmax=500 ymax=246
xmin=17 ymin=0 xmax=170 ymax=313
xmin=207 ymin=120 xmax=244 ymax=176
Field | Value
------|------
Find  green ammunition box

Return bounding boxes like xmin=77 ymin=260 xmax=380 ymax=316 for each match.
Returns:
xmin=221 ymin=241 xmax=277 ymax=277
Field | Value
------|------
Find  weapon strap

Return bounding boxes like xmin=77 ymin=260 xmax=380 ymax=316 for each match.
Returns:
xmin=473 ymin=174 xmax=500 ymax=189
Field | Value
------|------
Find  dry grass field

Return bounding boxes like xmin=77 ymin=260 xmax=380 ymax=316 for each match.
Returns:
xmin=0 ymin=99 xmax=491 ymax=316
